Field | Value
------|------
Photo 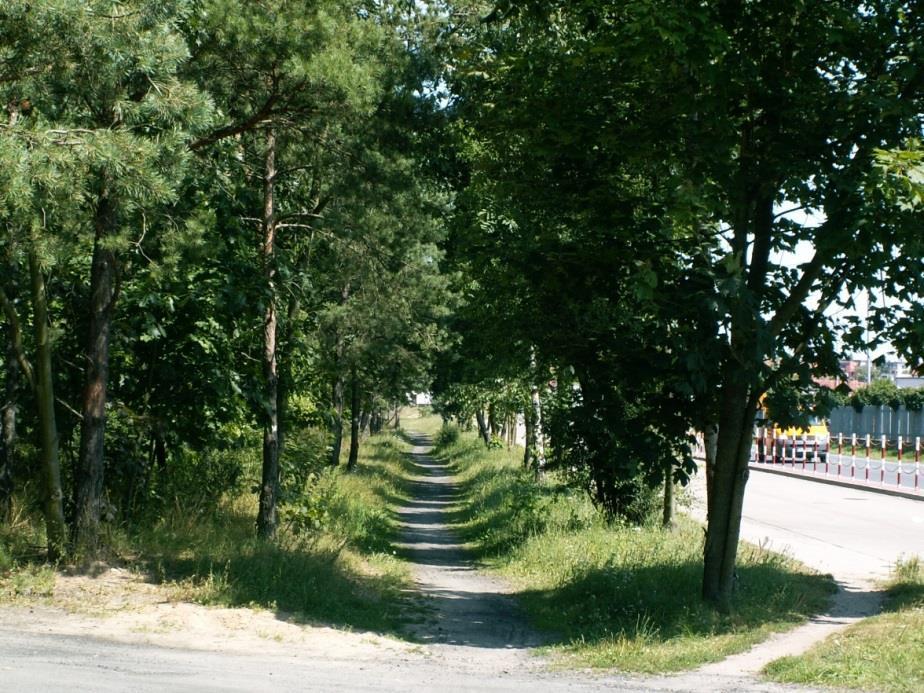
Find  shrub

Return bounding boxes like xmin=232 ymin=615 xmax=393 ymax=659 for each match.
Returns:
xmin=435 ymin=424 xmax=460 ymax=449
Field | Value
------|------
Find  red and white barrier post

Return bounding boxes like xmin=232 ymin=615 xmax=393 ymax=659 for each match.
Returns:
xmin=881 ymin=435 xmax=887 ymax=483
xmin=898 ymin=436 xmax=903 ymax=486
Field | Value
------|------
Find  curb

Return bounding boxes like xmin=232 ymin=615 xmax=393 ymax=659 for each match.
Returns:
xmin=748 ymin=463 xmax=924 ymax=502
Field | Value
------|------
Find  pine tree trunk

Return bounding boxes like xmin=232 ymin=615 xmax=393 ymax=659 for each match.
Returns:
xmin=347 ymin=369 xmax=360 ymax=471
xmin=257 ymin=128 xmax=280 ymax=541
xmin=30 ymin=248 xmax=67 ymax=559
xmin=0 ymin=334 xmax=18 ymax=522
xmin=328 ymin=282 xmax=350 ymax=466
xmin=75 ymin=184 xmax=119 ymax=551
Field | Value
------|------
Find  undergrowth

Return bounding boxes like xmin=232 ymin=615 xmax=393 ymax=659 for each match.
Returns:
xmin=434 ymin=424 xmax=836 ymax=673
xmin=0 ymin=428 xmax=419 ymax=635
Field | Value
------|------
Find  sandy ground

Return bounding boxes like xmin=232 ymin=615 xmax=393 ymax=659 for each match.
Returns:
xmin=0 ymin=435 xmax=871 ymax=691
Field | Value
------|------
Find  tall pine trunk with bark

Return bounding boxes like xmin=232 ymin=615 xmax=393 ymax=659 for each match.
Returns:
xmin=75 ymin=182 xmax=119 ymax=550
xmin=257 ymin=128 xmax=280 ymax=540
xmin=328 ymin=283 xmax=350 ymax=466
xmin=30 ymin=247 xmax=67 ymax=559
xmin=330 ymin=375 xmax=345 ymax=466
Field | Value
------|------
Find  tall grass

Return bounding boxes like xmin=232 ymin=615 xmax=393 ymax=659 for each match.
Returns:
xmin=0 ymin=429 xmax=420 ymax=634
xmin=435 ymin=425 xmax=836 ymax=673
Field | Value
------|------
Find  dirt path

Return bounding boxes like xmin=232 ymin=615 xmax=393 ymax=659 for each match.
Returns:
xmin=394 ymin=434 xmax=547 ymax=673
xmin=388 ymin=433 xmax=825 ymax=692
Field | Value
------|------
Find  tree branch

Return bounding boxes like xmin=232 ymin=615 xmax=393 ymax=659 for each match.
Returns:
xmin=188 ymin=91 xmax=280 ymax=152
xmin=767 ymin=251 xmax=827 ymax=337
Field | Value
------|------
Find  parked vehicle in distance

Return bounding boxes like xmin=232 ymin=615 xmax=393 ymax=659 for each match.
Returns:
xmin=754 ymin=412 xmax=830 ymax=464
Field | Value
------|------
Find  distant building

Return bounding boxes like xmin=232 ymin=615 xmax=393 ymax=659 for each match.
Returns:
xmin=414 ymin=392 xmax=432 ymax=406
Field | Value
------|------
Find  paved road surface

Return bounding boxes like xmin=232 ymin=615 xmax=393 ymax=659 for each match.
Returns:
xmin=687 ymin=467 xmax=924 ymax=582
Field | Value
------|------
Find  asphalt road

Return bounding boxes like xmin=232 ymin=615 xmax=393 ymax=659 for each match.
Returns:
xmin=687 ymin=467 xmax=924 ymax=581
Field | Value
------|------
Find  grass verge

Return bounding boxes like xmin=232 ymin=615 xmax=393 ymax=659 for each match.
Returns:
xmin=434 ymin=425 xmax=836 ymax=673
xmin=764 ymin=556 xmax=924 ymax=693
xmin=0 ymin=429 xmax=419 ymax=635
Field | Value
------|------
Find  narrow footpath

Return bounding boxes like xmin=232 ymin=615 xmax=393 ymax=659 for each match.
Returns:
xmin=395 ymin=433 xmax=547 ymax=671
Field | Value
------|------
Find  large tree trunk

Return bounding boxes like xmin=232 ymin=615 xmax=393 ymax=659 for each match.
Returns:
xmin=523 ymin=409 xmax=533 ymax=468
xmin=347 ymin=369 xmax=360 ymax=471
xmin=30 ymin=249 xmax=67 ymax=559
xmin=488 ymin=402 xmax=499 ymax=437
xmin=75 ymin=183 xmax=119 ymax=551
xmin=702 ymin=374 xmax=759 ymax=609
xmin=0 ymin=333 xmax=18 ymax=522
xmin=257 ymin=128 xmax=280 ymax=541
xmin=703 ymin=422 xmax=719 ymax=502
xmin=702 ymin=191 xmax=774 ymax=608
xmin=662 ymin=470 xmax=675 ymax=530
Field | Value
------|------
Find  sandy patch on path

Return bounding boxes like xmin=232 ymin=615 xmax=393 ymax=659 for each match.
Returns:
xmin=0 ymin=566 xmax=416 ymax=663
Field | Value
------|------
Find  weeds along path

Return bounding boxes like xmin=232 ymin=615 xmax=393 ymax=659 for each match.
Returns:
xmin=395 ymin=432 xmax=547 ymax=672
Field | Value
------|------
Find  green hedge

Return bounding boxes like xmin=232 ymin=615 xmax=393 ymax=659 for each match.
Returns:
xmin=848 ymin=381 xmax=924 ymax=412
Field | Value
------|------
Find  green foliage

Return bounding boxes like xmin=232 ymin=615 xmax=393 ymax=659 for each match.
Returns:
xmin=848 ymin=381 xmax=924 ymax=412
xmin=903 ymin=388 xmax=924 ymax=412
xmin=0 ymin=428 xmax=418 ymax=631
xmin=434 ymin=423 xmax=460 ymax=448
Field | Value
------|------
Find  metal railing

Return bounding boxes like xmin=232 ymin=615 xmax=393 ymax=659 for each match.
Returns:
xmin=751 ymin=431 xmax=924 ymax=495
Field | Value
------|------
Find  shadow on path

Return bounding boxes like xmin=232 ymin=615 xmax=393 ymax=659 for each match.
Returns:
xmin=396 ymin=432 xmax=548 ymax=651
